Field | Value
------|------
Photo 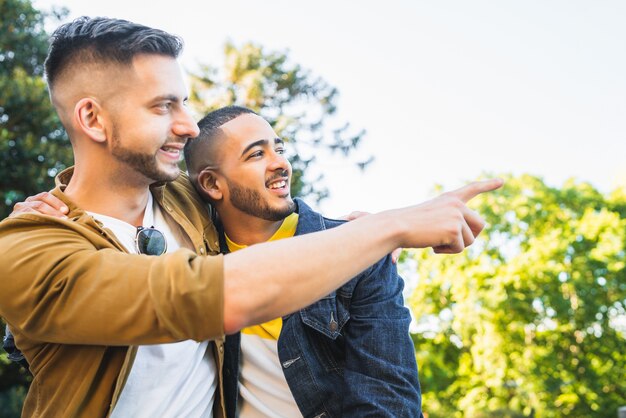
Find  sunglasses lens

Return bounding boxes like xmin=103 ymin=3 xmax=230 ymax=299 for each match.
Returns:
xmin=137 ymin=228 xmax=166 ymax=256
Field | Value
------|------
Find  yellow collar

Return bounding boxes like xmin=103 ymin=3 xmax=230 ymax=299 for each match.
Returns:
xmin=225 ymin=212 xmax=299 ymax=252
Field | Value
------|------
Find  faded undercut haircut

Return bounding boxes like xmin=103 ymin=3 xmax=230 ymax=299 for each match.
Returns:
xmin=44 ymin=16 xmax=184 ymax=88
xmin=184 ymin=105 xmax=257 ymax=187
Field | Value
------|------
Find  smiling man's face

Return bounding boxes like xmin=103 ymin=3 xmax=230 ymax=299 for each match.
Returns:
xmin=213 ymin=113 xmax=296 ymax=222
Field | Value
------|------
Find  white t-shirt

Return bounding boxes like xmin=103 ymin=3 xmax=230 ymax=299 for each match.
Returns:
xmin=90 ymin=193 xmax=217 ymax=418
xmin=238 ymin=331 xmax=302 ymax=418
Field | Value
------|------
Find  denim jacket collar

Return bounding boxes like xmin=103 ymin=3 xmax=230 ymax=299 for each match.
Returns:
xmin=293 ymin=198 xmax=328 ymax=235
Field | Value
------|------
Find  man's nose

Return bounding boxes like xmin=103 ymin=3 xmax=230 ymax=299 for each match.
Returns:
xmin=172 ymin=107 xmax=200 ymax=139
xmin=268 ymin=151 xmax=290 ymax=171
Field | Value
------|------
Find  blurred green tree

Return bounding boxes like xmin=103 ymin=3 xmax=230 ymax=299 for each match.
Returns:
xmin=0 ymin=0 xmax=71 ymax=220
xmin=0 ymin=0 xmax=68 ymax=415
xmin=408 ymin=175 xmax=626 ymax=418
xmin=188 ymin=41 xmax=372 ymax=203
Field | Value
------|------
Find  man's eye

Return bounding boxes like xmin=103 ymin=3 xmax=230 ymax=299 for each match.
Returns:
xmin=249 ymin=151 xmax=263 ymax=158
xmin=276 ymin=148 xmax=285 ymax=154
xmin=156 ymin=102 xmax=172 ymax=111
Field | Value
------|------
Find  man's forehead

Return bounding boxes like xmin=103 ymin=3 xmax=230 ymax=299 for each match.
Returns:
xmin=221 ymin=114 xmax=278 ymax=145
xmin=130 ymin=54 xmax=186 ymax=88
xmin=53 ymin=53 xmax=186 ymax=103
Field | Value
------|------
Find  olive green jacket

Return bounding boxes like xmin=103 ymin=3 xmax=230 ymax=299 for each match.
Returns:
xmin=0 ymin=168 xmax=226 ymax=417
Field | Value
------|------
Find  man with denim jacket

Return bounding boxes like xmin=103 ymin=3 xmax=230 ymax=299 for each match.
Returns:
xmin=185 ymin=106 xmax=422 ymax=417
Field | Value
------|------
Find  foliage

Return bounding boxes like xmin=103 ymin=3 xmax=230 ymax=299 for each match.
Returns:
xmin=188 ymin=41 xmax=372 ymax=202
xmin=0 ymin=0 xmax=68 ymax=414
xmin=0 ymin=346 xmax=29 ymax=418
xmin=408 ymin=174 xmax=626 ymax=418
xmin=0 ymin=0 xmax=71 ymax=219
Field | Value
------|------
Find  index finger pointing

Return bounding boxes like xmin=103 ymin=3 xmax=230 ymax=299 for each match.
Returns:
xmin=449 ymin=178 xmax=504 ymax=203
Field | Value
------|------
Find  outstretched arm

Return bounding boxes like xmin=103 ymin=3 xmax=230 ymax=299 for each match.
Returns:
xmin=222 ymin=178 xmax=503 ymax=333
xmin=8 ymin=179 xmax=503 ymax=335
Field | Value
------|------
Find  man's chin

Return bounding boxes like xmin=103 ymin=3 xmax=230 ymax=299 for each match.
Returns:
xmin=144 ymin=171 xmax=179 ymax=184
xmin=260 ymin=200 xmax=296 ymax=222
xmin=280 ymin=199 xmax=297 ymax=215
xmin=152 ymin=164 xmax=181 ymax=183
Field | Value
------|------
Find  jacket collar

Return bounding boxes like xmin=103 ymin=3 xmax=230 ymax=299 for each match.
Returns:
xmin=51 ymin=167 xmax=90 ymax=220
xmin=293 ymin=198 xmax=326 ymax=235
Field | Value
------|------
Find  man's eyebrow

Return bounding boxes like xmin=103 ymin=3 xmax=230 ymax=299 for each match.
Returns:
xmin=241 ymin=139 xmax=268 ymax=157
xmin=150 ymin=94 xmax=186 ymax=104
xmin=241 ymin=137 xmax=284 ymax=157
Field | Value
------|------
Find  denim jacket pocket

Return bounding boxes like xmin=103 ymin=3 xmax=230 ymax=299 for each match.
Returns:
xmin=299 ymin=292 xmax=350 ymax=340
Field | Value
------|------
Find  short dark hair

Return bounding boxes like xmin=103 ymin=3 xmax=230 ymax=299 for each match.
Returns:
xmin=184 ymin=106 xmax=257 ymax=178
xmin=197 ymin=106 xmax=257 ymax=141
xmin=44 ymin=16 xmax=184 ymax=87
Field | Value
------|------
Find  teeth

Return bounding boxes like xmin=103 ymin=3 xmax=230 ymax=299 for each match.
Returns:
xmin=269 ymin=180 xmax=286 ymax=189
xmin=161 ymin=147 xmax=179 ymax=153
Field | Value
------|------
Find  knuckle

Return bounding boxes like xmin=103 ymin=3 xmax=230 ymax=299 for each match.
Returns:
xmin=442 ymin=195 xmax=461 ymax=208
xmin=446 ymin=226 xmax=460 ymax=241
xmin=472 ymin=218 xmax=486 ymax=233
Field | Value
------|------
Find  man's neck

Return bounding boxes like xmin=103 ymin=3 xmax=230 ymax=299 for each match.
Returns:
xmin=64 ymin=163 xmax=152 ymax=227
xmin=221 ymin=213 xmax=284 ymax=246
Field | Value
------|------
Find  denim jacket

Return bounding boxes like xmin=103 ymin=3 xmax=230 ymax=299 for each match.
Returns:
xmin=223 ymin=199 xmax=422 ymax=418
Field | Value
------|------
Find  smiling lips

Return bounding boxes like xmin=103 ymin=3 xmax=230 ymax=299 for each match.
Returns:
xmin=159 ymin=143 xmax=183 ymax=161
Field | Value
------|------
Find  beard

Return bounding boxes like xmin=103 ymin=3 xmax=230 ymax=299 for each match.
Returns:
xmin=227 ymin=178 xmax=296 ymax=222
xmin=110 ymin=130 xmax=179 ymax=183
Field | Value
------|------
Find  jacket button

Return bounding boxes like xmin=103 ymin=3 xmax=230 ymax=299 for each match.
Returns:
xmin=199 ymin=247 xmax=205 ymax=254
xmin=329 ymin=320 xmax=338 ymax=332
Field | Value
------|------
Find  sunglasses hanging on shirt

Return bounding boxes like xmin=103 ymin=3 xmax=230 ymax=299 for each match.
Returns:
xmin=135 ymin=226 xmax=167 ymax=256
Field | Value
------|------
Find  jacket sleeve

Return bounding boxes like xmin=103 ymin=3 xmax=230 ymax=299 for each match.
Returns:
xmin=0 ymin=215 xmax=224 ymax=345
xmin=341 ymin=255 xmax=422 ymax=417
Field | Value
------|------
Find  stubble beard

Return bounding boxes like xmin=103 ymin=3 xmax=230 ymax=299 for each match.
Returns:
xmin=227 ymin=178 xmax=296 ymax=222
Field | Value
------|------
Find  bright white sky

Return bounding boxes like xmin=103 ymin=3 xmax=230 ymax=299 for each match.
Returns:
xmin=35 ymin=0 xmax=626 ymax=216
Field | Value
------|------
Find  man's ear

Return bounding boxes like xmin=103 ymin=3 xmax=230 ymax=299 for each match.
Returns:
xmin=74 ymin=98 xmax=107 ymax=143
xmin=197 ymin=169 xmax=223 ymax=202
